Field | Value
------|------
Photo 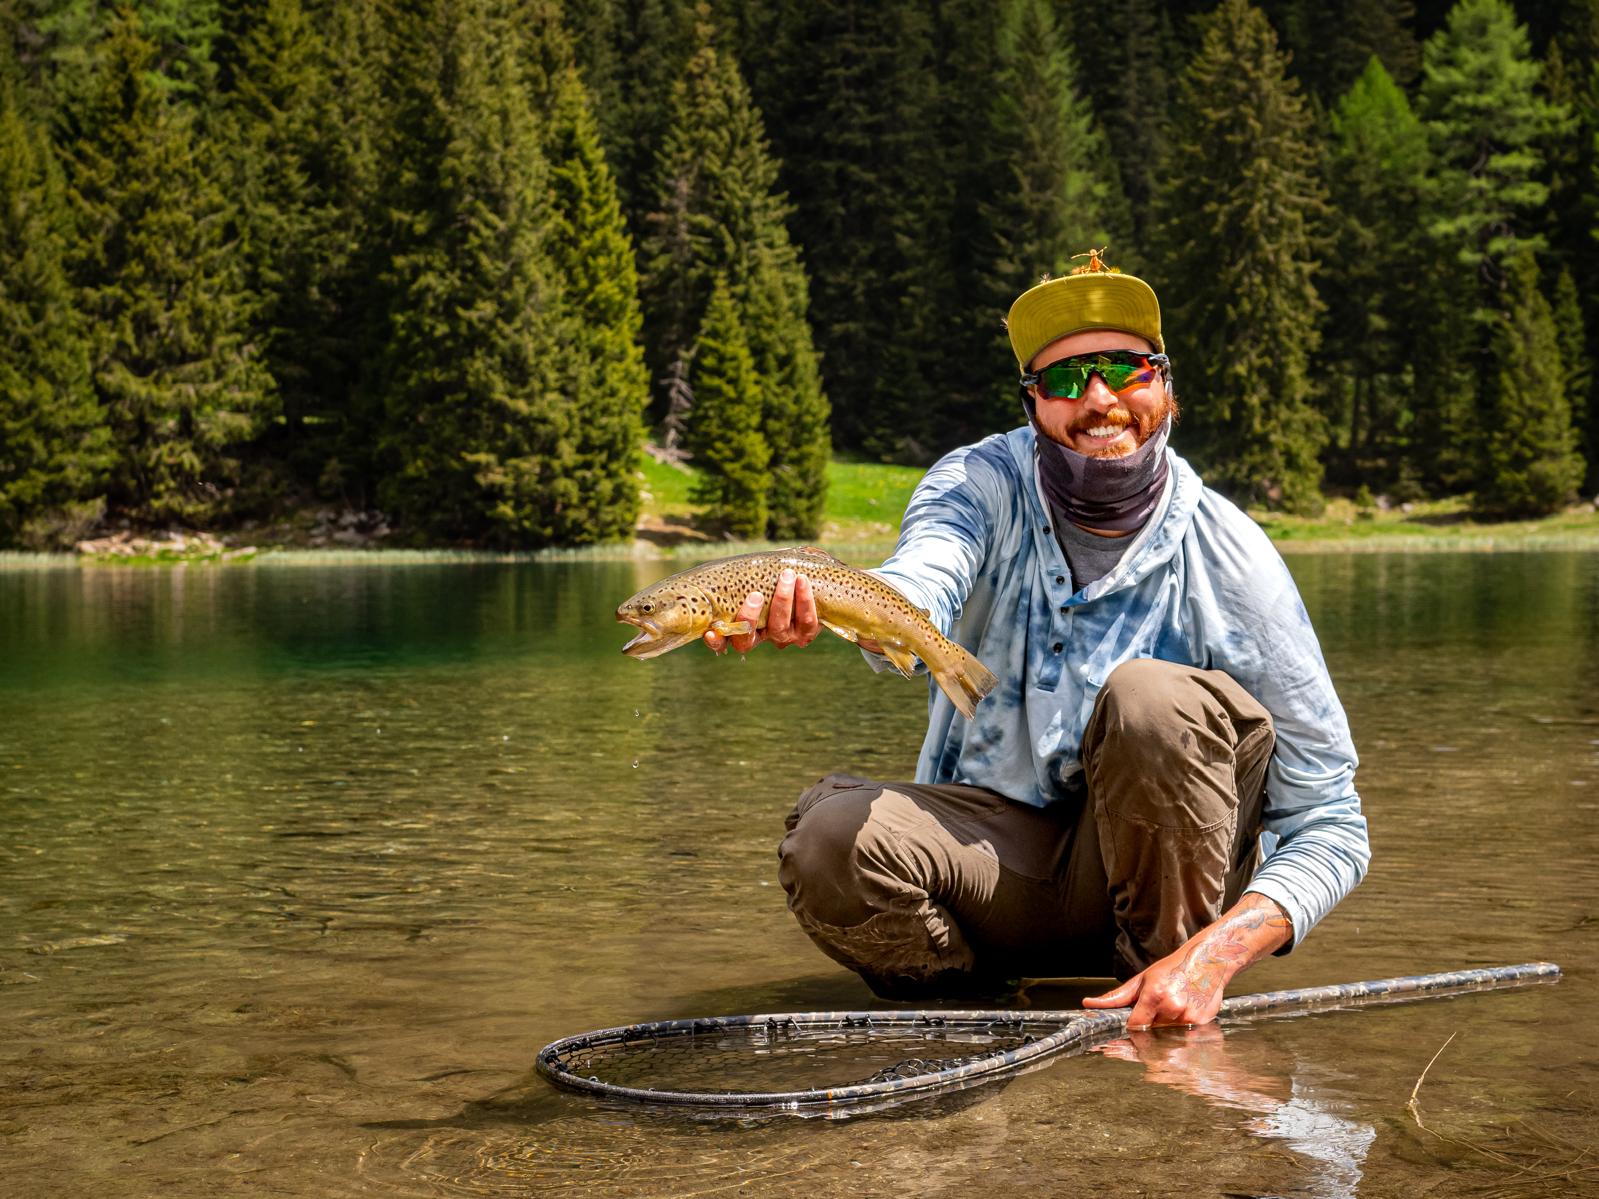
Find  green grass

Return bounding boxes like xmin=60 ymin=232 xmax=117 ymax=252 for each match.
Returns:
xmin=1250 ymin=494 xmax=1599 ymax=550
xmin=636 ymin=450 xmax=699 ymax=518
xmin=821 ymin=459 xmax=927 ymax=527
xmin=639 ymin=452 xmax=1599 ymax=557
xmin=635 ymin=452 xmax=924 ymax=558
xmin=8 ymin=457 xmax=1594 ymax=570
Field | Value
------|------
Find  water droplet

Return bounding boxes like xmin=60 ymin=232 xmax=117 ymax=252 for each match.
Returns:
xmin=631 ymin=759 xmax=640 ymax=769
xmin=502 ymin=734 xmax=509 ymax=741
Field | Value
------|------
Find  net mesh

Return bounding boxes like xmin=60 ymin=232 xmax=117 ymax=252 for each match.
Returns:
xmin=546 ymin=1015 xmax=1057 ymax=1096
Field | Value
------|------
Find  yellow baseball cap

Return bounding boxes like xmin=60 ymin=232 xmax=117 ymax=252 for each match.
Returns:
xmin=1006 ymin=251 xmax=1163 ymax=368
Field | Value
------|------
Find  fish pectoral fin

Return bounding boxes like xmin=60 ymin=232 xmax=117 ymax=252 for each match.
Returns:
xmin=710 ymin=618 xmax=755 ymax=637
xmin=879 ymin=644 xmax=920 ymax=679
xmin=819 ymin=618 xmax=859 ymax=644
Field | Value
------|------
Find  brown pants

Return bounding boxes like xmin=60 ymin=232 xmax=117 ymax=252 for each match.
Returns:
xmin=777 ymin=660 xmax=1275 ymax=996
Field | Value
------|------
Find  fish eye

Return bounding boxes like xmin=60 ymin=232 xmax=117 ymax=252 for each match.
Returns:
xmin=641 ymin=601 xmax=654 ymax=612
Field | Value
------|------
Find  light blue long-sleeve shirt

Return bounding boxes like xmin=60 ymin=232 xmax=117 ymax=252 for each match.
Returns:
xmin=868 ymin=426 xmax=1370 ymax=948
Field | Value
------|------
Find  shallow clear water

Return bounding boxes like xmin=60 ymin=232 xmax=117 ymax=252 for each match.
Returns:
xmin=2 ymin=552 xmax=1596 ymax=1197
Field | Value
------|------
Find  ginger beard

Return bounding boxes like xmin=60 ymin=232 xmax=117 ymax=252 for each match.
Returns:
xmin=1045 ymin=389 xmax=1179 ymax=459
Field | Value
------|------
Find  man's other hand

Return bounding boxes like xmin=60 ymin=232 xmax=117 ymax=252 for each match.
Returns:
xmin=1081 ymin=893 xmax=1293 ymax=1029
xmin=1082 ymin=950 xmax=1228 ymax=1028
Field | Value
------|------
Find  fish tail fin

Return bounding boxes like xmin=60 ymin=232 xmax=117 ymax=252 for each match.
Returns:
xmin=928 ymin=642 xmax=999 ymax=720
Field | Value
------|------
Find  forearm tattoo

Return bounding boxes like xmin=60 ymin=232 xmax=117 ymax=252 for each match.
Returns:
xmin=1176 ymin=897 xmax=1294 ymax=1004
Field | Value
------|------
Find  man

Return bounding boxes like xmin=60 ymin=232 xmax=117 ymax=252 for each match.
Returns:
xmin=705 ymin=256 xmax=1370 ymax=1028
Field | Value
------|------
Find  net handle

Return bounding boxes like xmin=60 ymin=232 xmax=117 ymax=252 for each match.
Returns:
xmin=536 ymin=961 xmax=1560 ymax=1111
xmin=1215 ymin=961 xmax=1561 ymax=1019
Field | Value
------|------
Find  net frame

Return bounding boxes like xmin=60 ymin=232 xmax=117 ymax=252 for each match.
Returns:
xmin=536 ymin=962 xmax=1561 ymax=1112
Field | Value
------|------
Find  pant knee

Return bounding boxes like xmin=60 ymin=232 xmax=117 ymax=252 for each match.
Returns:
xmin=779 ymin=778 xmax=892 ymax=924
xmin=1085 ymin=660 xmax=1262 ymax=829
xmin=1091 ymin=659 xmax=1204 ymax=744
xmin=779 ymin=780 xmax=981 ymax=985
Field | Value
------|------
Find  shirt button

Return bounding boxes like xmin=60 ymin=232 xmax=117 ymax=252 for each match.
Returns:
xmin=1055 ymin=575 xmax=1065 ymax=585
xmin=1052 ymin=642 xmax=1063 ymax=654
xmin=1059 ymin=605 xmax=1068 ymax=614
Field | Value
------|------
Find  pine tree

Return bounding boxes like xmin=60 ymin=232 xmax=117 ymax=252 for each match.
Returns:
xmin=580 ymin=0 xmax=694 ymax=221
xmin=687 ymin=275 xmax=769 ymax=538
xmin=1269 ymin=0 xmax=1422 ymax=101
xmin=1476 ymin=253 xmax=1585 ymax=514
xmin=1320 ymin=57 xmax=1432 ymax=490
xmin=12 ymin=0 xmax=104 ymax=112
xmin=307 ymin=0 xmax=388 ymax=502
xmin=743 ymin=244 xmax=829 ymax=538
xmin=133 ymin=0 xmax=221 ymax=97
xmin=640 ymin=4 xmax=828 ymax=536
xmin=59 ymin=7 xmax=272 ymax=523
xmin=1552 ymin=264 xmax=1596 ymax=490
xmin=28 ymin=0 xmax=226 ymax=101
xmin=978 ymin=0 xmax=1125 ymax=430
xmin=374 ymin=0 xmax=570 ymax=546
xmin=1541 ymin=2 xmax=1599 ymax=491
xmin=1152 ymin=0 xmax=1328 ymax=512
xmin=221 ymin=0 xmax=343 ymax=499
xmin=1065 ymin=0 xmax=1178 ymax=244
xmin=640 ymin=5 xmax=775 ymax=402
xmin=1417 ymin=0 xmax=1569 ymax=491
xmin=563 ymin=0 xmax=624 ymax=138
xmin=0 ymin=73 xmax=109 ymax=545
xmin=506 ymin=0 xmax=573 ymax=112
xmin=738 ymin=0 xmax=953 ymax=459
xmin=546 ymin=65 xmax=650 ymax=543
xmin=1420 ymin=0 xmax=1567 ymax=294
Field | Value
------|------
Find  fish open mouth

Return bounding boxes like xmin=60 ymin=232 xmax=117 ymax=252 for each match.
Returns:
xmin=619 ymin=618 xmax=662 ymax=656
xmin=617 ymin=617 xmax=704 ymax=659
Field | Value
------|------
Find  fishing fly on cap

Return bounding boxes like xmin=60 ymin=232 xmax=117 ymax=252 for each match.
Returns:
xmin=1006 ymin=248 xmax=1164 ymax=368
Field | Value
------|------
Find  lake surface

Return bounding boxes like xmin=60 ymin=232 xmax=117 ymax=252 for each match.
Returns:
xmin=2 ymin=551 xmax=1597 ymax=1198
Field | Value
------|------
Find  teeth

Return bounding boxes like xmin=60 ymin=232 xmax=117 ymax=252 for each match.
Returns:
xmin=1086 ymin=425 xmax=1125 ymax=438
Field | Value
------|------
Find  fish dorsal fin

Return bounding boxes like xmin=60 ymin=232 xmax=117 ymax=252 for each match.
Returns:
xmin=788 ymin=545 xmax=844 ymax=562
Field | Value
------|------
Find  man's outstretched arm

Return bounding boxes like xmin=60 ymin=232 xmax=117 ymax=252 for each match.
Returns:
xmin=1082 ymin=893 xmax=1293 ymax=1028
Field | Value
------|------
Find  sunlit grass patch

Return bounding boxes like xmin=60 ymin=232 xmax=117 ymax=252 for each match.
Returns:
xmin=822 ymin=459 xmax=926 ymax=528
xmin=636 ymin=451 xmax=698 ymax=521
xmin=634 ymin=451 xmax=926 ymax=553
xmin=1253 ymin=494 xmax=1599 ymax=549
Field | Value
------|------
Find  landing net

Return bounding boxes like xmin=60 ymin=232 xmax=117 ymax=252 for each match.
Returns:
xmin=536 ymin=962 xmax=1561 ymax=1114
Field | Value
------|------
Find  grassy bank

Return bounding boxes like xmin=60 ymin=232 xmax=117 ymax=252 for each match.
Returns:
xmin=3 ymin=457 xmax=1596 ymax=569
xmin=637 ymin=453 xmax=922 ymax=558
xmin=643 ymin=455 xmax=1599 ymax=555
xmin=1248 ymin=494 xmax=1599 ymax=551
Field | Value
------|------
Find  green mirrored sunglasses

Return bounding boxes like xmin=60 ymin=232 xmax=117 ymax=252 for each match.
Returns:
xmin=1021 ymin=350 xmax=1169 ymax=400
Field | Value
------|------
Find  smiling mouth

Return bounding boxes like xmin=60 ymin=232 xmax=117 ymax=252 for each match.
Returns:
xmin=1079 ymin=424 xmax=1130 ymax=441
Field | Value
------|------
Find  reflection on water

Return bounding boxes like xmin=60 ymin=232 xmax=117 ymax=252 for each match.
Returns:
xmin=2 ymin=552 xmax=1598 ymax=1197
xmin=1099 ymin=1025 xmax=1374 ymax=1199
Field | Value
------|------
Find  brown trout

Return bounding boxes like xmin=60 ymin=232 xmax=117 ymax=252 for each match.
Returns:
xmin=616 ymin=547 xmax=999 ymax=718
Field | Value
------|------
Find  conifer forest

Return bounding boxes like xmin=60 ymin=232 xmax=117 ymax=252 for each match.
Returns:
xmin=2 ymin=0 xmax=1597 ymax=549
